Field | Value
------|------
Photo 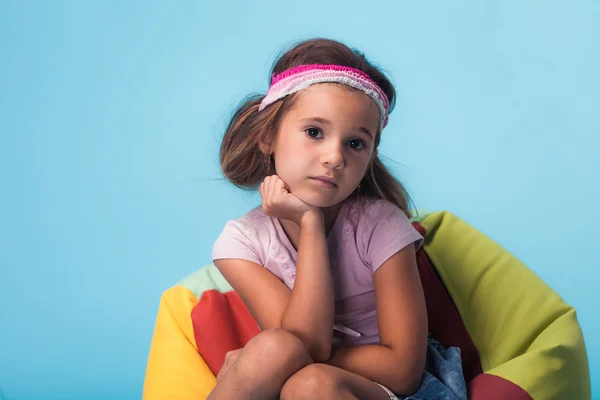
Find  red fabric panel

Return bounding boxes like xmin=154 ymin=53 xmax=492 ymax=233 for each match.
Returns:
xmin=412 ymin=221 xmax=483 ymax=382
xmin=191 ymin=290 xmax=260 ymax=375
xmin=468 ymin=373 xmax=533 ymax=399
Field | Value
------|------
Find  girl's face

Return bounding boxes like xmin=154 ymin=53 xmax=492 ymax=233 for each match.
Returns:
xmin=271 ymin=83 xmax=381 ymax=209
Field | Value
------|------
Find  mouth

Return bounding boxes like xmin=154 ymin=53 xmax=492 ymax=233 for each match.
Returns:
xmin=310 ymin=176 xmax=337 ymax=188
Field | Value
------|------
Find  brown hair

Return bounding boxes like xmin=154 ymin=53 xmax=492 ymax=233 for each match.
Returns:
xmin=219 ymin=38 xmax=414 ymax=216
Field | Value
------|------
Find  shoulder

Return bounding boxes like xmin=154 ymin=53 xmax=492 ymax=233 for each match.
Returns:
xmin=212 ymin=206 xmax=275 ymax=263
xmin=353 ymin=197 xmax=411 ymax=228
xmin=224 ymin=206 xmax=273 ymax=237
xmin=351 ymin=198 xmax=423 ymax=271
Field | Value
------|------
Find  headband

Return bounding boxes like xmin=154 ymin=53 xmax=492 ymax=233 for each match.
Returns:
xmin=258 ymin=64 xmax=390 ymax=128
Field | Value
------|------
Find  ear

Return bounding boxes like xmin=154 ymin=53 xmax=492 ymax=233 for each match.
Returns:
xmin=259 ymin=132 xmax=279 ymax=155
xmin=372 ymin=149 xmax=378 ymax=160
xmin=258 ymin=140 xmax=270 ymax=155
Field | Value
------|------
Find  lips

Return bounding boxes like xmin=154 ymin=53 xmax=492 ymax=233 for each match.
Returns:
xmin=311 ymin=176 xmax=337 ymax=187
xmin=315 ymin=176 xmax=336 ymax=184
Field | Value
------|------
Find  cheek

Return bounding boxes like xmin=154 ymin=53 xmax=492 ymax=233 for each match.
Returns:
xmin=350 ymin=152 xmax=372 ymax=173
xmin=273 ymin=142 xmax=302 ymax=175
xmin=275 ymin=133 xmax=311 ymax=165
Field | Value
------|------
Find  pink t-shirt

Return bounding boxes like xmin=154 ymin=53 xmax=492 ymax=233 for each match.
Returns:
xmin=212 ymin=197 xmax=423 ymax=346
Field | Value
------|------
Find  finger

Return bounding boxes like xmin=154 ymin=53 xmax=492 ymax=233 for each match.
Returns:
xmin=260 ymin=178 xmax=271 ymax=211
xmin=273 ymin=176 xmax=287 ymax=195
xmin=217 ymin=367 xmax=228 ymax=383
xmin=265 ymin=175 xmax=275 ymax=204
xmin=217 ymin=351 xmax=238 ymax=382
xmin=260 ymin=176 xmax=272 ymax=199
xmin=274 ymin=175 xmax=291 ymax=193
xmin=271 ymin=178 xmax=287 ymax=206
xmin=216 ymin=364 xmax=226 ymax=381
xmin=265 ymin=174 xmax=273 ymax=188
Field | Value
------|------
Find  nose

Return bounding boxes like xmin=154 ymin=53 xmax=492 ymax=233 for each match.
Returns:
xmin=321 ymin=142 xmax=345 ymax=169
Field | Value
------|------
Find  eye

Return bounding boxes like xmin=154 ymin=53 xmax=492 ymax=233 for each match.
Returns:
xmin=305 ymin=127 xmax=323 ymax=139
xmin=347 ymin=138 xmax=366 ymax=150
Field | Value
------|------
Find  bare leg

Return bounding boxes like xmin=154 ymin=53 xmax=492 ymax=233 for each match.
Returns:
xmin=207 ymin=329 xmax=314 ymax=400
xmin=280 ymin=363 xmax=393 ymax=400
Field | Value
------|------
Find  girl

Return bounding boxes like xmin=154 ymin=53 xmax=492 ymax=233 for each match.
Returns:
xmin=209 ymin=38 xmax=466 ymax=400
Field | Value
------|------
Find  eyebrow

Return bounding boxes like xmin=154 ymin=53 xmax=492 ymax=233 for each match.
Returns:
xmin=300 ymin=117 xmax=374 ymax=139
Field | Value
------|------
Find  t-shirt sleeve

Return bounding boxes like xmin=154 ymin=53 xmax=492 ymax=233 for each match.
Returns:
xmin=212 ymin=220 xmax=263 ymax=265
xmin=360 ymin=200 xmax=423 ymax=274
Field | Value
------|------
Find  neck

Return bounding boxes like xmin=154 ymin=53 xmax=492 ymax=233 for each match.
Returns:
xmin=321 ymin=202 xmax=343 ymax=234
xmin=278 ymin=201 xmax=344 ymax=250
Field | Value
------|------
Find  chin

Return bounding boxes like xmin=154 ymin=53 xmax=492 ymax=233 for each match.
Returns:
xmin=293 ymin=189 xmax=348 ymax=209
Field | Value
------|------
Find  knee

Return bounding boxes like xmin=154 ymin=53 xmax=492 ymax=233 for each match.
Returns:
xmin=236 ymin=329 xmax=312 ymax=379
xmin=280 ymin=364 xmax=340 ymax=400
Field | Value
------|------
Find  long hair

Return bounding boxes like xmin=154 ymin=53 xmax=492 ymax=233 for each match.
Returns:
xmin=220 ymin=38 xmax=413 ymax=217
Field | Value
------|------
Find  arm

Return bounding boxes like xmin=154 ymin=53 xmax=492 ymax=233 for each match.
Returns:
xmin=325 ymin=245 xmax=428 ymax=395
xmin=215 ymin=175 xmax=334 ymax=362
xmin=281 ymin=210 xmax=334 ymax=361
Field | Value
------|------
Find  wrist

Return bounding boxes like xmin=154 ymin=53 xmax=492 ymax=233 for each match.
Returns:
xmin=299 ymin=208 xmax=324 ymax=230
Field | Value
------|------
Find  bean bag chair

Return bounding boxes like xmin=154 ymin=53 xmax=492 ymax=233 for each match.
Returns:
xmin=143 ymin=211 xmax=591 ymax=399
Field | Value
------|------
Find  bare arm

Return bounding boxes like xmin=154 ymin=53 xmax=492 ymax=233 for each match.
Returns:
xmin=325 ymin=245 xmax=428 ymax=395
xmin=281 ymin=210 xmax=334 ymax=362
xmin=215 ymin=176 xmax=334 ymax=362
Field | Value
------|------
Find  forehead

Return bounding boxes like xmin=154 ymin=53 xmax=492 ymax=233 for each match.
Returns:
xmin=288 ymin=84 xmax=381 ymax=129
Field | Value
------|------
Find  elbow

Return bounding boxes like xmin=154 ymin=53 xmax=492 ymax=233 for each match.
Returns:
xmin=280 ymin=326 xmax=331 ymax=362
xmin=308 ymin=342 xmax=331 ymax=363
xmin=383 ymin=341 xmax=427 ymax=396
xmin=382 ymin=350 xmax=425 ymax=396
xmin=294 ymin=334 xmax=331 ymax=363
xmin=390 ymin=378 xmax=421 ymax=397
xmin=280 ymin=320 xmax=332 ymax=362
xmin=387 ymin=368 xmax=423 ymax=396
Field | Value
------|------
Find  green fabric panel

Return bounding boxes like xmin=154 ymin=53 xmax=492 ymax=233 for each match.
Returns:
xmin=487 ymin=308 xmax=591 ymax=399
xmin=420 ymin=211 xmax=590 ymax=399
xmin=410 ymin=209 xmax=432 ymax=223
xmin=177 ymin=263 xmax=233 ymax=299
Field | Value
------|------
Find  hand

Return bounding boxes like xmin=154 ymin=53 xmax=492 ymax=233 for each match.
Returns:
xmin=259 ymin=175 xmax=320 ymax=226
xmin=216 ymin=348 xmax=243 ymax=383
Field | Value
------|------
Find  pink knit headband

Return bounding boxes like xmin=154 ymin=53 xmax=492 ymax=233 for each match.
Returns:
xmin=258 ymin=64 xmax=390 ymax=128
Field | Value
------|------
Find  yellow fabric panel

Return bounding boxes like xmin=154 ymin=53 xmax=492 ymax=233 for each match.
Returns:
xmin=420 ymin=211 xmax=590 ymax=399
xmin=143 ymin=286 xmax=216 ymax=400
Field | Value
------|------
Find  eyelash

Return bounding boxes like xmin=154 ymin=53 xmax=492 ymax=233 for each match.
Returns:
xmin=304 ymin=127 xmax=367 ymax=151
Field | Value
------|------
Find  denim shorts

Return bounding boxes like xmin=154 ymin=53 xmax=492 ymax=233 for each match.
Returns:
xmin=375 ymin=336 xmax=467 ymax=400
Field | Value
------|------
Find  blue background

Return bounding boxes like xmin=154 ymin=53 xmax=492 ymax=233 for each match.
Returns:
xmin=1 ymin=1 xmax=598 ymax=399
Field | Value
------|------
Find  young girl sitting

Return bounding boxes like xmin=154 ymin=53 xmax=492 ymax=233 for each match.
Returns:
xmin=209 ymin=38 xmax=466 ymax=400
